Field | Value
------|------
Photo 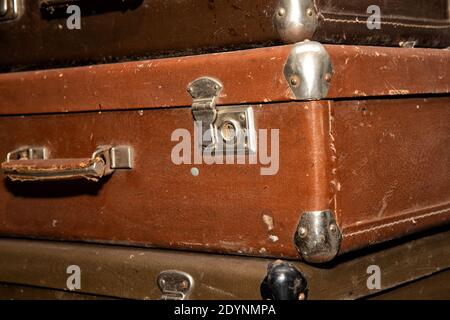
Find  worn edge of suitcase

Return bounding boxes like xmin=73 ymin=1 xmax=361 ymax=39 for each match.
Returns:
xmin=0 ymin=227 xmax=448 ymax=300
xmin=0 ymin=42 xmax=449 ymax=116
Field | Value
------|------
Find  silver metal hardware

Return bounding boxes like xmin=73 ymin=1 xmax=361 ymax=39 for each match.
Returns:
xmin=284 ymin=41 xmax=333 ymax=100
xmin=6 ymin=146 xmax=49 ymax=162
xmin=294 ymin=210 xmax=342 ymax=263
xmin=188 ymin=77 xmax=222 ymax=148
xmin=1 ymin=0 xmax=8 ymax=16
xmin=274 ymin=0 xmax=318 ymax=43
xmin=91 ymin=145 xmax=133 ymax=176
xmin=188 ymin=77 xmax=256 ymax=155
xmin=110 ymin=146 xmax=134 ymax=169
xmin=214 ymin=105 xmax=256 ymax=155
xmin=157 ymin=270 xmax=194 ymax=300
xmin=0 ymin=0 xmax=19 ymax=21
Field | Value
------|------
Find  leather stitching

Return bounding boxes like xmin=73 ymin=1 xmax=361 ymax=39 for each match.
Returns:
xmin=321 ymin=16 xmax=450 ymax=30
xmin=344 ymin=207 xmax=450 ymax=238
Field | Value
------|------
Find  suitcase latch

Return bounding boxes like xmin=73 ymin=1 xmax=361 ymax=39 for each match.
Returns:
xmin=188 ymin=77 xmax=256 ymax=154
xmin=157 ymin=270 xmax=194 ymax=300
xmin=188 ymin=77 xmax=221 ymax=148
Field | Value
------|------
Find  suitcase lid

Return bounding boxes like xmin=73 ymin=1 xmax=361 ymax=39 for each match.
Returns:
xmin=0 ymin=42 xmax=449 ymax=116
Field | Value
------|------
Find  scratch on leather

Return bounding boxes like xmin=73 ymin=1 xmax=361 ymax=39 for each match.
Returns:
xmin=328 ymin=101 xmax=339 ymax=221
xmin=377 ymin=180 xmax=399 ymax=218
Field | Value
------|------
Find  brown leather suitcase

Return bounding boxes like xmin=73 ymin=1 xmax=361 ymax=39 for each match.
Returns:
xmin=1 ymin=0 xmax=449 ymax=72
xmin=0 ymin=41 xmax=449 ymax=264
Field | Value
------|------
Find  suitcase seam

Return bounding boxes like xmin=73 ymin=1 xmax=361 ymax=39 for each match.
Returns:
xmin=319 ymin=16 xmax=450 ymax=30
xmin=343 ymin=207 xmax=450 ymax=238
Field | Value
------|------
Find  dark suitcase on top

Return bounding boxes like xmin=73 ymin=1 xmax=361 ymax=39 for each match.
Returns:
xmin=1 ymin=0 xmax=449 ymax=72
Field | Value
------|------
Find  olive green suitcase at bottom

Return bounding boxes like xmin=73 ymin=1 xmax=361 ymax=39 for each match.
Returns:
xmin=0 ymin=226 xmax=449 ymax=300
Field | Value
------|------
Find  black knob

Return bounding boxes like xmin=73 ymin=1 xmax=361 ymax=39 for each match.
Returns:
xmin=260 ymin=260 xmax=308 ymax=300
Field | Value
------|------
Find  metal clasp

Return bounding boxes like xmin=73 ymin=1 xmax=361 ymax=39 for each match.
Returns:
xmin=157 ymin=270 xmax=194 ymax=300
xmin=188 ymin=77 xmax=222 ymax=148
xmin=187 ymin=77 xmax=256 ymax=155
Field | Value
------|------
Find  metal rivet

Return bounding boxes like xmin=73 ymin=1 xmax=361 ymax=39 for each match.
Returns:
xmin=290 ymin=76 xmax=300 ymax=86
xmin=329 ymin=224 xmax=337 ymax=234
xmin=239 ymin=113 xmax=246 ymax=121
xmin=298 ymin=293 xmax=306 ymax=300
xmin=298 ymin=227 xmax=308 ymax=238
xmin=306 ymin=8 xmax=314 ymax=17
xmin=277 ymin=7 xmax=286 ymax=17
xmin=325 ymin=73 xmax=332 ymax=82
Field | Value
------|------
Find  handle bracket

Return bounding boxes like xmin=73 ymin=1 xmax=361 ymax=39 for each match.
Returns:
xmin=6 ymin=146 xmax=49 ymax=162
xmin=2 ymin=145 xmax=133 ymax=182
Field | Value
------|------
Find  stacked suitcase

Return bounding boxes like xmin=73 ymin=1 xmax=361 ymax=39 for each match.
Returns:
xmin=0 ymin=0 xmax=449 ymax=300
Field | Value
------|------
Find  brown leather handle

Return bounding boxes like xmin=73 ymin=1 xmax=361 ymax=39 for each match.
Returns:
xmin=1 ymin=157 xmax=107 ymax=182
xmin=1 ymin=145 xmax=132 ymax=182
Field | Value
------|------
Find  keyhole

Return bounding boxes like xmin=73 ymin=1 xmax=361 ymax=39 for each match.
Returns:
xmin=220 ymin=121 xmax=237 ymax=142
